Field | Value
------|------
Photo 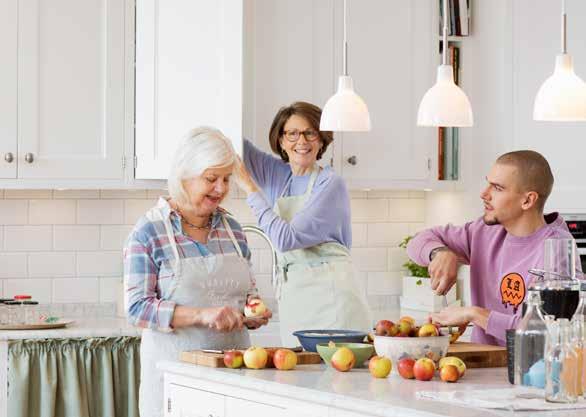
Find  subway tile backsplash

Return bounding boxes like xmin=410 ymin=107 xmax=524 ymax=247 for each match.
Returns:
xmin=0 ymin=189 xmax=425 ymax=320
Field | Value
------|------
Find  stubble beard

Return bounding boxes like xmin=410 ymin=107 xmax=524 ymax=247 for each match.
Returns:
xmin=483 ymin=214 xmax=500 ymax=226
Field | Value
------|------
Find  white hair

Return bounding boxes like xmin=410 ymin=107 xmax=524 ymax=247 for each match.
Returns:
xmin=168 ymin=126 xmax=236 ymax=205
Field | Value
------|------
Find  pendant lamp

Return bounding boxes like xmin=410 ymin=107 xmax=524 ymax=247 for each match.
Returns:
xmin=417 ymin=0 xmax=473 ymax=127
xmin=533 ymin=0 xmax=586 ymax=121
xmin=320 ymin=0 xmax=371 ymax=132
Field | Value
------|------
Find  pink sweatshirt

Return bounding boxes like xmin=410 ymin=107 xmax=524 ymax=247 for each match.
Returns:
xmin=407 ymin=213 xmax=578 ymax=346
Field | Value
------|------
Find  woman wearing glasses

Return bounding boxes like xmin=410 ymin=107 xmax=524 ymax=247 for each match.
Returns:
xmin=236 ymin=101 xmax=371 ymax=346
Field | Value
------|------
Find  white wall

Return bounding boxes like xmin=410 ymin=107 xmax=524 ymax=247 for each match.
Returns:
xmin=0 ymin=188 xmax=426 ymax=324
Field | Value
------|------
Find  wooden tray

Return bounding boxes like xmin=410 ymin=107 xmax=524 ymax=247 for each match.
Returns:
xmin=446 ymin=341 xmax=507 ymax=368
xmin=0 ymin=320 xmax=75 ymax=330
xmin=180 ymin=348 xmax=322 ymax=368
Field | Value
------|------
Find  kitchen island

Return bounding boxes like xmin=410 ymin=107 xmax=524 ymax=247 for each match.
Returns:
xmin=159 ymin=360 xmax=584 ymax=417
xmin=0 ymin=319 xmax=142 ymax=417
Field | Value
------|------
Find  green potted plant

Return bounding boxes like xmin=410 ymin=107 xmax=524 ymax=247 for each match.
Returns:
xmin=399 ymin=236 xmax=457 ymax=314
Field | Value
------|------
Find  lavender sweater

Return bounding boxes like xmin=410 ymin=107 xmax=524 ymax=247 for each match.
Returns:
xmin=243 ymin=139 xmax=351 ymax=252
xmin=407 ymin=213 xmax=578 ymax=346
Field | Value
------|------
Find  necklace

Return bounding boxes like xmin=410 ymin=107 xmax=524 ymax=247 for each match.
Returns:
xmin=177 ymin=209 xmax=213 ymax=230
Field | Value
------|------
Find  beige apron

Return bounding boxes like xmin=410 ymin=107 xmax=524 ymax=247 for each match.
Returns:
xmin=139 ymin=206 xmax=252 ymax=417
xmin=275 ymin=168 xmax=372 ymax=347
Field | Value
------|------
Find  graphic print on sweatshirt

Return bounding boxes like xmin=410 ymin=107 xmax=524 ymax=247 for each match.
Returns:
xmin=499 ymin=272 xmax=526 ymax=313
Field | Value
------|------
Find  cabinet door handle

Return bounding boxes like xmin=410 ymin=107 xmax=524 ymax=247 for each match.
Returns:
xmin=347 ymin=155 xmax=357 ymax=165
xmin=4 ymin=153 xmax=14 ymax=163
xmin=24 ymin=153 xmax=34 ymax=163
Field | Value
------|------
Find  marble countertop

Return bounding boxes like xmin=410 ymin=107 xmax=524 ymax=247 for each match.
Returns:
xmin=0 ymin=318 xmax=141 ymax=340
xmin=158 ymin=361 xmax=583 ymax=417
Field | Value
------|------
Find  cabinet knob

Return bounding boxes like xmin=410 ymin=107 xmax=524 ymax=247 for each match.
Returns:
xmin=4 ymin=152 xmax=14 ymax=163
xmin=24 ymin=153 xmax=34 ymax=163
xmin=347 ymin=155 xmax=357 ymax=165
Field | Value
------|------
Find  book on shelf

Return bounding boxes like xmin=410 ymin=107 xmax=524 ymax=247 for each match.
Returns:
xmin=438 ymin=127 xmax=445 ymax=180
xmin=439 ymin=0 xmax=470 ymax=37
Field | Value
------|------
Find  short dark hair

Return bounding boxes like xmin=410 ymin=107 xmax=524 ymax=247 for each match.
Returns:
xmin=268 ymin=101 xmax=333 ymax=162
xmin=496 ymin=150 xmax=554 ymax=211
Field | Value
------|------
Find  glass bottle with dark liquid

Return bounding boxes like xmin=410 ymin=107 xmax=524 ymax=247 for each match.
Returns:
xmin=526 ymin=238 xmax=582 ymax=319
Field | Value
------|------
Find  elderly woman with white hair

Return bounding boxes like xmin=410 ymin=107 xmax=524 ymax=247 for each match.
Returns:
xmin=124 ymin=127 xmax=271 ymax=417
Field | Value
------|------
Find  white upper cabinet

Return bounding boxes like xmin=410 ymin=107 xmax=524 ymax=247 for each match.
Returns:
xmin=135 ymin=0 xmax=243 ymax=180
xmin=16 ymin=0 xmax=125 ymax=181
xmin=335 ymin=0 xmax=432 ymax=188
xmin=512 ymin=0 xmax=586 ymax=210
xmin=243 ymin=0 xmax=334 ymax=158
xmin=0 ymin=0 xmax=17 ymax=179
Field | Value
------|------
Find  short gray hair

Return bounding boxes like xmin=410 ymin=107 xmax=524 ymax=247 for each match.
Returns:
xmin=168 ymin=127 xmax=236 ymax=205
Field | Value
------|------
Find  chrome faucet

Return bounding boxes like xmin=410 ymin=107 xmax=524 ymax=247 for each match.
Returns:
xmin=241 ymin=224 xmax=279 ymax=289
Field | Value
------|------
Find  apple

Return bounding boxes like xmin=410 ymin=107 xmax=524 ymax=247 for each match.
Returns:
xmin=273 ymin=349 xmax=297 ymax=370
xmin=418 ymin=323 xmax=440 ymax=337
xmin=413 ymin=358 xmax=435 ymax=381
xmin=374 ymin=320 xmax=398 ymax=336
xmin=397 ymin=319 xmax=413 ymax=337
xmin=399 ymin=316 xmax=415 ymax=326
xmin=223 ymin=350 xmax=244 ymax=369
xmin=438 ymin=356 xmax=466 ymax=378
xmin=244 ymin=298 xmax=267 ymax=318
xmin=243 ymin=346 xmax=268 ymax=369
xmin=265 ymin=348 xmax=276 ymax=368
xmin=439 ymin=364 xmax=460 ymax=382
xmin=368 ymin=356 xmax=392 ymax=378
xmin=331 ymin=347 xmax=356 ymax=372
xmin=409 ymin=326 xmax=420 ymax=337
xmin=449 ymin=330 xmax=461 ymax=343
xmin=397 ymin=358 xmax=416 ymax=379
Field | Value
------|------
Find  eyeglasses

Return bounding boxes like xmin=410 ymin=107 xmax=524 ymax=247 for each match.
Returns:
xmin=282 ymin=129 xmax=320 ymax=142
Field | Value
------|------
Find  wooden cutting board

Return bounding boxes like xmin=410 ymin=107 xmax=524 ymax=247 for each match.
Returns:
xmin=180 ymin=349 xmax=322 ymax=368
xmin=446 ymin=341 xmax=507 ymax=368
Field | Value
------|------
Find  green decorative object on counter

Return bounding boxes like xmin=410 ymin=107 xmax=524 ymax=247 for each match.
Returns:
xmin=8 ymin=336 xmax=141 ymax=417
xmin=399 ymin=236 xmax=429 ymax=278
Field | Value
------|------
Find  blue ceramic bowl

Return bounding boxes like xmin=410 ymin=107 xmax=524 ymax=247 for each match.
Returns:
xmin=292 ymin=329 xmax=368 ymax=352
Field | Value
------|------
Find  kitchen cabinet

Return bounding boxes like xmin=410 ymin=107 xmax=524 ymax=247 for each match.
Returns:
xmin=333 ymin=0 xmax=433 ymax=189
xmin=163 ymin=373 xmax=326 ymax=417
xmin=0 ymin=0 xmax=128 ymax=185
xmin=512 ymin=0 xmax=586 ymax=210
xmin=244 ymin=0 xmax=434 ymax=190
xmin=135 ymin=0 xmax=244 ymax=180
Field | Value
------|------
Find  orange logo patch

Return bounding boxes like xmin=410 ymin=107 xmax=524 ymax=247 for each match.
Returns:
xmin=500 ymin=273 xmax=526 ymax=313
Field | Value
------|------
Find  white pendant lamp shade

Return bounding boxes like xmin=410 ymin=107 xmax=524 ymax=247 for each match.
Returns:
xmin=533 ymin=54 xmax=586 ymax=121
xmin=320 ymin=75 xmax=371 ymax=131
xmin=417 ymin=65 xmax=474 ymax=127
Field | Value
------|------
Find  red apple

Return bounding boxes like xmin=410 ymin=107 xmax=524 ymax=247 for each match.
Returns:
xmin=265 ymin=348 xmax=276 ymax=368
xmin=397 ymin=319 xmax=413 ymax=337
xmin=223 ymin=350 xmax=244 ymax=368
xmin=243 ymin=346 xmax=268 ymax=369
xmin=439 ymin=364 xmax=460 ymax=382
xmin=273 ymin=349 xmax=297 ymax=370
xmin=418 ymin=323 xmax=440 ymax=337
xmin=368 ymin=356 xmax=392 ymax=378
xmin=331 ymin=347 xmax=356 ymax=372
xmin=413 ymin=358 xmax=435 ymax=381
xmin=397 ymin=358 xmax=416 ymax=379
xmin=374 ymin=320 xmax=398 ymax=336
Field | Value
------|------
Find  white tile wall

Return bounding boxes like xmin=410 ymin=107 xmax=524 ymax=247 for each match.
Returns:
xmin=0 ymin=188 xmax=426 ymax=322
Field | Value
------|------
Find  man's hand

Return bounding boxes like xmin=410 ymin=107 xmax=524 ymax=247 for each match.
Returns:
xmin=428 ymin=249 xmax=458 ymax=295
xmin=430 ymin=306 xmax=489 ymax=331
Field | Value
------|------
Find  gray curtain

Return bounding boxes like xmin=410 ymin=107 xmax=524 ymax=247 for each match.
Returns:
xmin=8 ymin=336 xmax=140 ymax=417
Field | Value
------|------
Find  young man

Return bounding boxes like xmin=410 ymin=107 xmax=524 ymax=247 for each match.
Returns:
xmin=407 ymin=150 xmax=581 ymax=346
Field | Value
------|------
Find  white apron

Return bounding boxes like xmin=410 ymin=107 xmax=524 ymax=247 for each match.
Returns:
xmin=275 ymin=168 xmax=372 ymax=347
xmin=139 ymin=206 xmax=252 ymax=417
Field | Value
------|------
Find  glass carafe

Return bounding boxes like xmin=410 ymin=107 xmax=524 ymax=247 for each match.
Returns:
xmin=571 ymin=318 xmax=586 ymax=398
xmin=545 ymin=319 xmax=579 ymax=403
xmin=529 ymin=238 xmax=581 ymax=319
xmin=514 ymin=290 xmax=548 ymax=387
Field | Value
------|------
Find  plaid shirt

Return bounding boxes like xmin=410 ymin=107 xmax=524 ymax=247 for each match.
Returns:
xmin=123 ymin=197 xmax=253 ymax=331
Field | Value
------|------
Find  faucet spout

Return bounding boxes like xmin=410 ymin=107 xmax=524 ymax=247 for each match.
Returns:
xmin=241 ymin=224 xmax=279 ymax=290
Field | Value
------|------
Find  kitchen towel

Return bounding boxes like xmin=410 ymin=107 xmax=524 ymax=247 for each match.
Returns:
xmin=416 ymin=387 xmax=586 ymax=411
